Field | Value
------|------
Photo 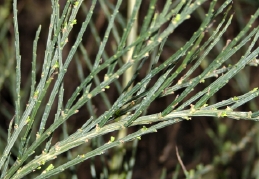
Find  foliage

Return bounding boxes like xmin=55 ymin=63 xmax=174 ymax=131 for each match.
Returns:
xmin=0 ymin=0 xmax=259 ymax=178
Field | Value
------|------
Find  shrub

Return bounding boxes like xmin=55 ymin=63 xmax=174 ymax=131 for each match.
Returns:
xmin=1 ymin=0 xmax=259 ymax=178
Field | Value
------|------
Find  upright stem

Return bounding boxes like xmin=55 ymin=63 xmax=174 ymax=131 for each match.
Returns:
xmin=109 ymin=0 xmax=138 ymax=178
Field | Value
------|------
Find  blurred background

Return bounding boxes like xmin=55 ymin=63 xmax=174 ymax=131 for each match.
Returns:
xmin=0 ymin=0 xmax=259 ymax=178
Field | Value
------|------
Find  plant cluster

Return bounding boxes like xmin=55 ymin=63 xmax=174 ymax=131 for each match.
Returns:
xmin=0 ymin=0 xmax=259 ymax=178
